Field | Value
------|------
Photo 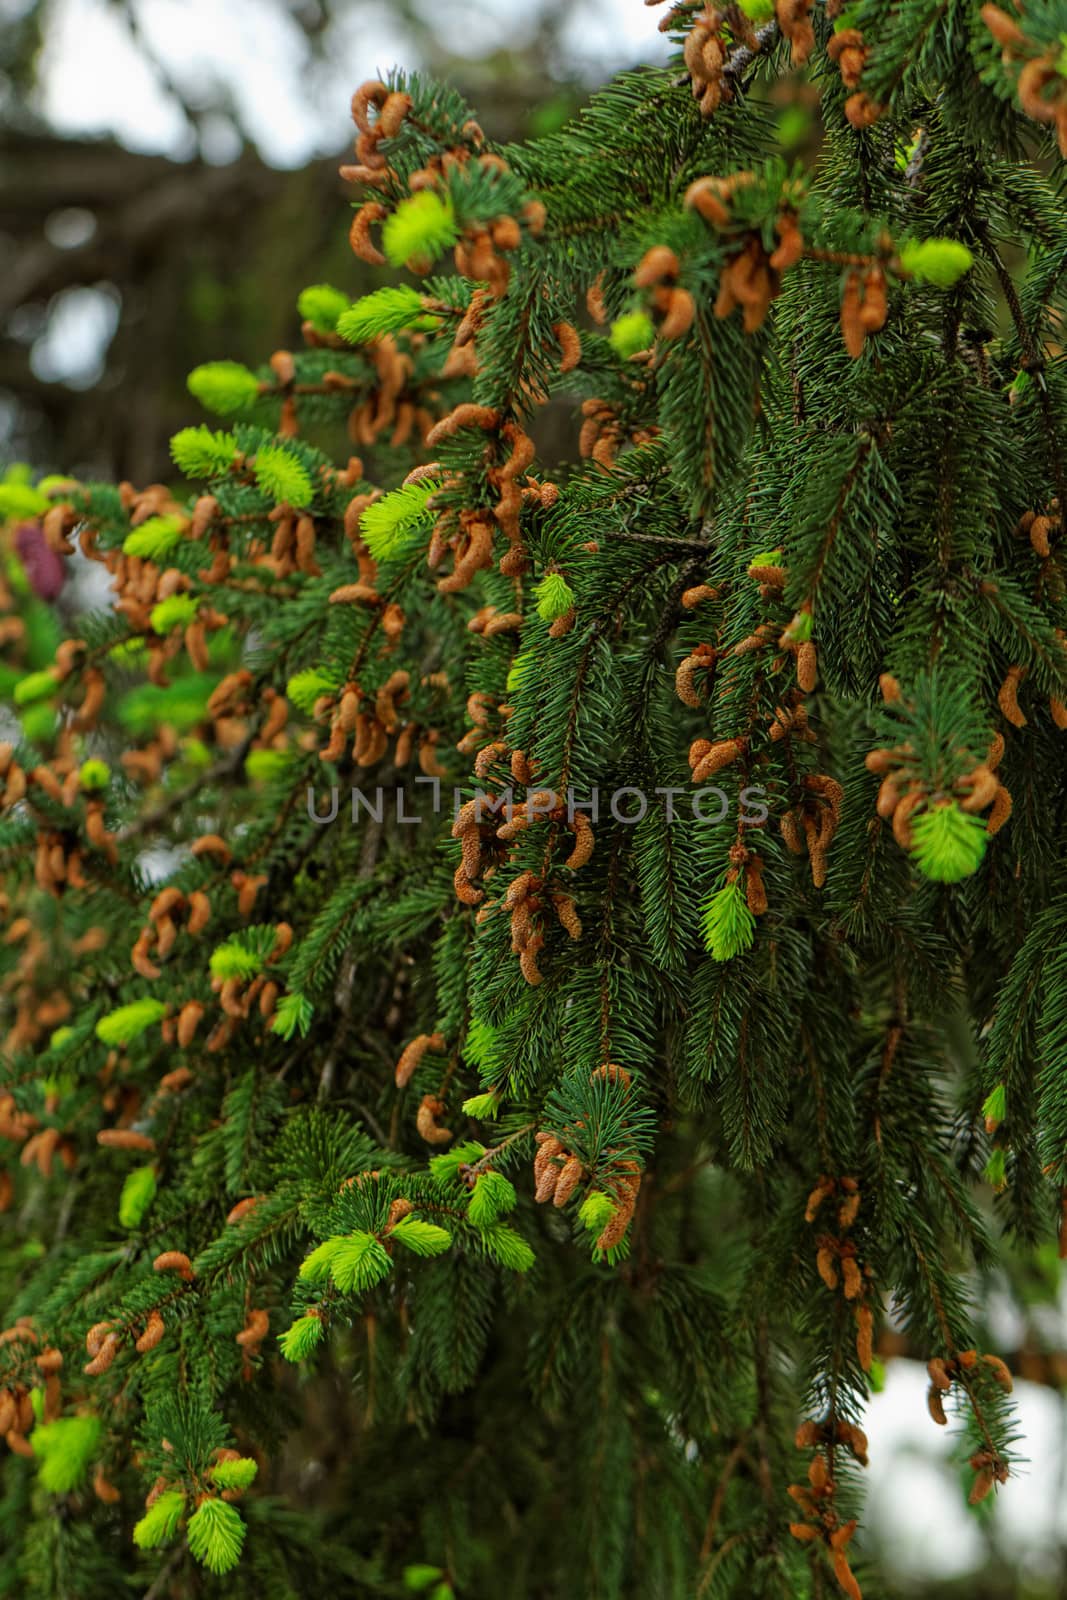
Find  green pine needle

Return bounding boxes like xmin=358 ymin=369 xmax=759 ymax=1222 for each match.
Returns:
xmin=244 ymin=748 xmax=295 ymax=784
xmin=208 ymin=1457 xmax=258 ymax=1491
xmin=984 ymin=1148 xmax=1007 ymax=1190
xmin=253 ymin=445 xmax=314 ymax=509
xmin=477 ymin=1222 xmax=535 ymax=1272
xmin=982 ymin=1083 xmax=1007 ymax=1126
xmin=910 ymin=803 xmax=988 ymax=883
xmin=700 ymin=881 xmax=756 ymax=962
xmin=578 ymin=1191 xmax=616 ymax=1235
xmin=279 ymin=1313 xmax=324 ymax=1362
xmin=403 ymin=1567 xmax=445 ymax=1593
xmin=78 ymin=759 xmax=111 ymax=792
xmin=286 ymin=668 xmax=343 ymax=714
xmin=460 ymin=1091 xmax=500 ymax=1120
xmin=382 ymin=191 xmax=458 ymax=269
xmin=462 ymin=1019 xmax=501 ymax=1073
xmin=170 ymin=425 xmax=238 ymax=479
xmin=467 ymin=1171 xmax=517 ymax=1227
xmin=209 ymin=939 xmax=264 ymax=982
xmin=133 ymin=1490 xmax=186 ymax=1549
xmin=360 ymin=480 xmax=440 ymax=561
xmin=428 ymin=1141 xmax=486 ymax=1181
xmin=388 ymin=1217 xmax=453 ymax=1257
xmin=13 ymin=669 xmax=59 ymax=707
xmin=95 ymin=999 xmax=167 ymax=1047
xmin=122 ymin=515 xmax=186 ymax=560
xmin=187 ymin=1496 xmax=246 ymax=1576
xmin=898 ymin=237 xmax=974 ymax=288
xmin=32 ymin=1416 xmax=102 ymax=1493
xmin=270 ymin=992 xmax=314 ymax=1042
xmin=609 ymin=311 xmax=654 ymax=359
xmin=149 ymin=595 xmax=199 ymax=634
xmin=298 ymin=1237 xmax=345 ymax=1284
xmin=328 ymin=1231 xmax=393 ymax=1292
xmin=187 ymin=361 xmax=260 ymax=417
xmin=506 ymin=651 xmax=536 ymax=694
xmin=108 ymin=637 xmax=147 ymax=667
xmin=118 ymin=1164 xmax=157 ymax=1229
xmin=0 ymin=477 xmax=49 ymax=519
xmin=337 ymin=286 xmax=436 ymax=343
xmin=297 ymin=283 xmax=351 ymax=334
xmin=534 ymin=572 xmax=575 ymax=622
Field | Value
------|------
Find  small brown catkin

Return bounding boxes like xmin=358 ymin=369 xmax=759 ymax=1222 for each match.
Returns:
xmin=153 ymin=1250 xmax=195 ymax=1282
xmin=969 ymin=1466 xmax=995 ymax=1504
xmin=415 ymin=1094 xmax=453 ymax=1145
xmin=553 ymin=1156 xmax=583 ymax=1208
xmin=804 ymin=1175 xmax=834 ymax=1223
xmin=97 ymin=1128 xmax=155 ymax=1152
xmin=84 ymin=1322 xmax=113 ymax=1356
xmin=394 ymin=1031 xmax=447 ymax=1088
xmin=796 ymin=640 xmax=817 ymax=693
xmin=997 ymin=665 xmax=1027 ymax=728
xmin=1029 ymin=514 xmax=1052 ymax=558
xmin=84 ymin=1330 xmax=121 ymax=1376
xmin=744 ymin=856 xmax=768 ymax=915
xmin=927 ymin=1356 xmax=951 ymax=1391
xmin=855 ymin=1304 xmax=873 ymax=1372
xmin=691 ymin=738 xmax=744 ymax=783
xmin=980 ymin=1353 xmax=1014 ymax=1392
xmin=840 ymin=270 xmax=865 ymax=359
xmin=135 ymin=1311 xmax=165 ymax=1353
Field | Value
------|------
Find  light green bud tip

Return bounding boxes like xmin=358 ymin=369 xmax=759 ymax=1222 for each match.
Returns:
xmin=609 ymin=311 xmax=655 ymax=359
xmin=461 ymin=1091 xmax=500 ymax=1119
xmin=253 ymin=445 xmax=313 ymax=510
xmin=578 ymin=1191 xmax=616 ymax=1235
xmin=187 ymin=361 xmax=260 ymax=417
xmin=534 ymin=572 xmax=574 ymax=622
xmin=79 ymin=759 xmax=111 ymax=792
xmin=279 ymin=1313 xmax=324 ymax=1362
xmin=982 ymin=1083 xmax=1006 ymax=1126
xmin=910 ymin=802 xmax=987 ymax=883
xmin=984 ymin=1148 xmax=1007 ymax=1190
xmin=245 ymin=748 xmax=293 ymax=784
xmin=297 ymin=283 xmax=351 ymax=333
xmin=150 ymin=595 xmax=198 ymax=634
xmin=404 ymin=1567 xmax=444 ymax=1593
xmin=13 ymin=669 xmax=58 ymax=707
xmin=186 ymin=1496 xmax=246 ymax=1576
xmin=32 ymin=1416 xmax=102 ymax=1494
xmin=337 ymin=285 xmax=434 ymax=344
xmin=133 ymin=1489 xmax=185 ymax=1550
xmin=382 ymin=192 xmax=459 ymax=270
xmin=700 ymin=880 xmax=756 ymax=962
xmin=169 ymin=425 xmax=238 ymax=479
xmin=898 ymin=238 xmax=974 ymax=289
xmin=118 ymin=1164 xmax=157 ymax=1229
xmin=95 ymin=998 xmax=167 ymax=1047
xmin=0 ymin=479 xmax=49 ymax=519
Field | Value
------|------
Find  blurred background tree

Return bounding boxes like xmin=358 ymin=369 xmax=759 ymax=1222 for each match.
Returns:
xmin=0 ymin=4 xmax=1063 ymax=1595
xmin=0 ymin=0 xmax=606 ymax=482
